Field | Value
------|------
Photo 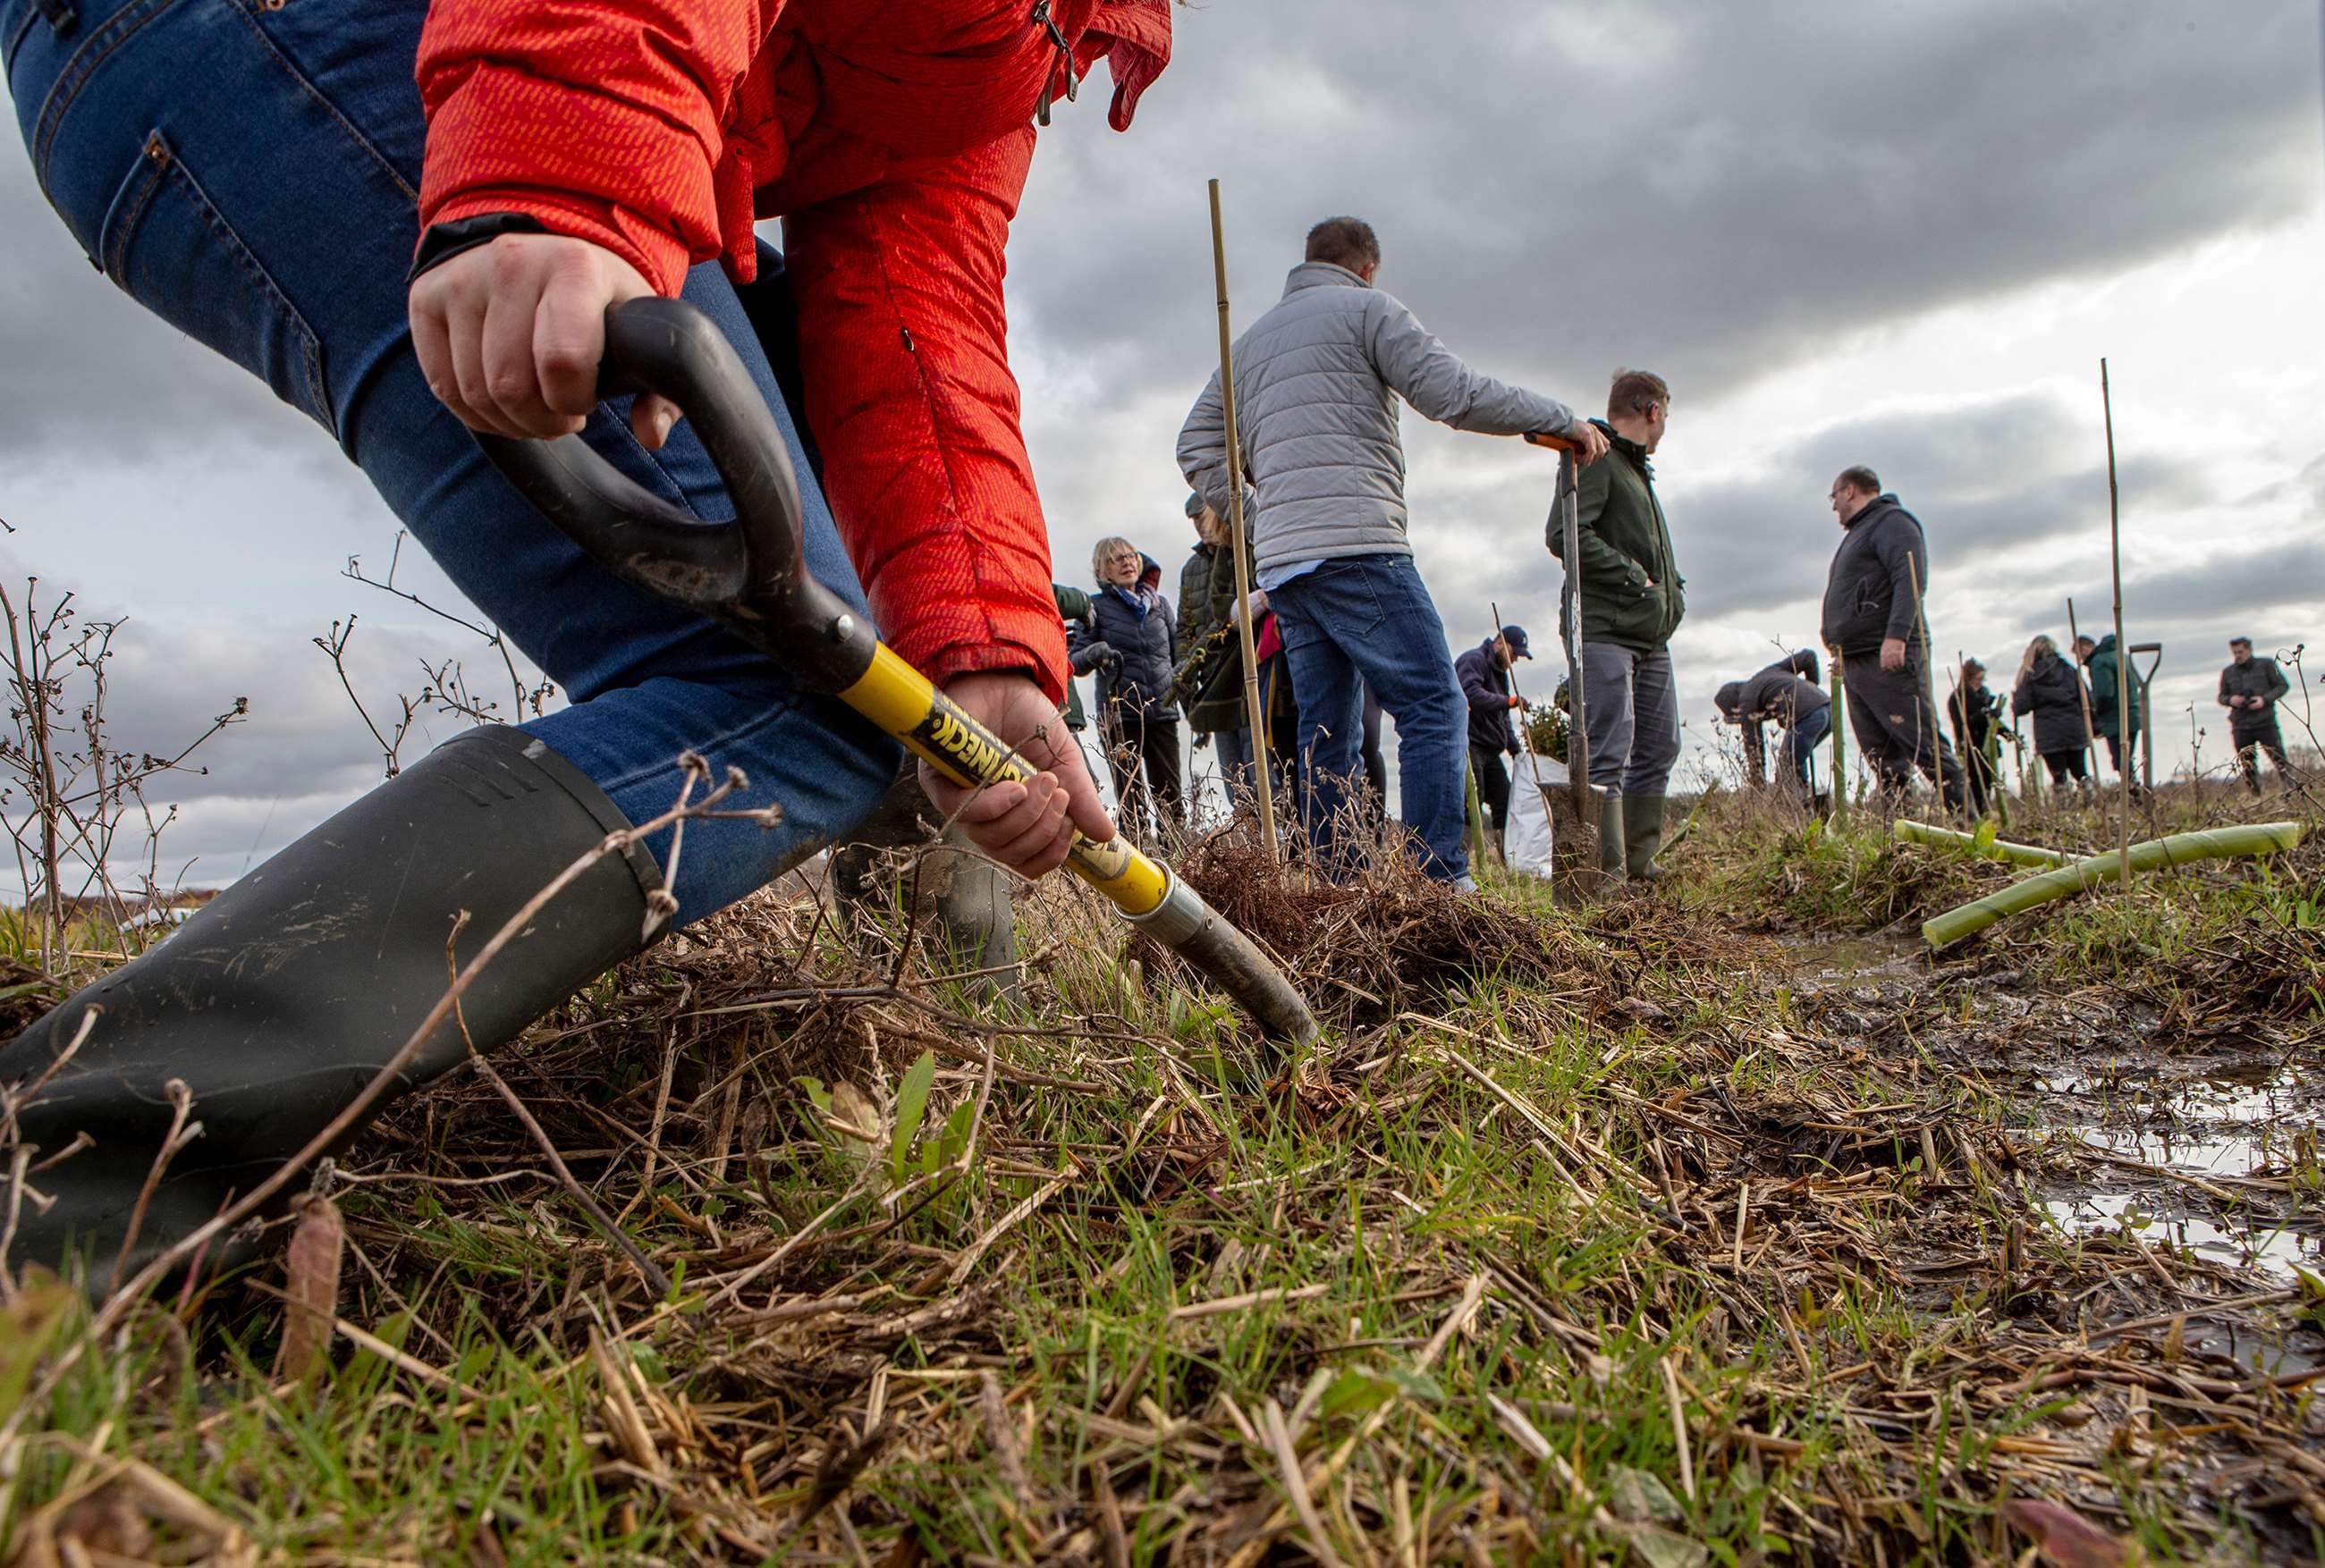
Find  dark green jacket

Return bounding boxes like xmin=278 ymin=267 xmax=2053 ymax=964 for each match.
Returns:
xmin=1173 ymin=540 xmax=1253 ymax=733
xmin=2084 ymin=634 xmax=2143 ymax=742
xmin=1546 ymin=421 xmax=1684 ymax=653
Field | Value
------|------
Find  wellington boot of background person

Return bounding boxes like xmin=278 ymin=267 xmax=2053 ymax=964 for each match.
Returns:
xmin=1547 ymin=371 xmax=1685 ymax=881
xmin=1819 ymin=467 xmax=1967 ymax=812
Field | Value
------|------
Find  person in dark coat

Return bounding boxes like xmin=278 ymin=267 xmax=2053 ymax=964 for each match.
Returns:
xmin=1713 ymin=650 xmax=1829 ymax=798
xmin=1454 ymin=627 xmax=1530 ymax=838
xmin=2012 ymin=636 xmax=2092 ymax=794
xmin=2219 ymin=636 xmax=2293 ymax=793
xmin=1946 ymin=659 xmax=2004 ymax=816
xmin=1818 ymin=467 xmax=1967 ymax=812
xmin=1175 ymin=493 xmax=1264 ymax=805
xmin=1084 ymin=537 xmax=1183 ymax=840
xmin=2076 ymin=632 xmax=2144 ymax=793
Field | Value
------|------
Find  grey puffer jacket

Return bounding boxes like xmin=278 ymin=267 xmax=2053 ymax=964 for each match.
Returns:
xmin=1178 ymin=262 xmax=1580 ymax=577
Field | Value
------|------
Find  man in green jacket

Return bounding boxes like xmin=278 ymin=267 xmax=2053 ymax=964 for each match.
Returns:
xmin=2076 ymin=633 xmax=2145 ymax=793
xmin=1546 ymin=370 xmax=1685 ymax=880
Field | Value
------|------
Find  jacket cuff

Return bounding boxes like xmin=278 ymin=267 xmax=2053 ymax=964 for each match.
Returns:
xmin=420 ymin=191 xmax=697 ymax=299
xmin=407 ymin=212 xmax=546 ymax=282
xmin=893 ymin=606 xmax=1071 ymax=712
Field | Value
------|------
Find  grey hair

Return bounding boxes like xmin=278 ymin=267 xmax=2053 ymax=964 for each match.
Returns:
xmin=1092 ymin=535 xmax=1138 ymax=578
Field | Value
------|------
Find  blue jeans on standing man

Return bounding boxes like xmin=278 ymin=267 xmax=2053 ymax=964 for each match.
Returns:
xmin=5 ymin=0 xmax=900 ymax=921
xmin=1268 ymin=553 xmax=1467 ymax=881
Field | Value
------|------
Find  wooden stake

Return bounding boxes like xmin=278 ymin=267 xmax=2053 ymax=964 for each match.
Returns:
xmin=1830 ymin=653 xmax=1847 ymax=820
xmin=2101 ymin=358 xmax=2131 ymax=893
xmin=1207 ymin=180 xmax=1279 ymax=862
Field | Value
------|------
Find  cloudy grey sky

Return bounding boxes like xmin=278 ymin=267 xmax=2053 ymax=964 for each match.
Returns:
xmin=2 ymin=0 xmax=2321 ymax=892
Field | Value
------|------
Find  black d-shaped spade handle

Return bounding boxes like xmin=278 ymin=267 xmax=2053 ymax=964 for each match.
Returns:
xmin=473 ymin=297 xmax=879 ymax=695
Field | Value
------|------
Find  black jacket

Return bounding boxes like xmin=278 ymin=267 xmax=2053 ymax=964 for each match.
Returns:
xmin=2219 ymin=655 xmax=2289 ymax=732
xmin=1820 ymin=494 xmax=1929 ymax=659
xmin=1084 ymin=556 xmax=1179 ymax=724
xmin=1454 ymin=638 xmax=1519 ymax=754
xmin=2012 ymin=651 xmax=2088 ymax=755
xmin=1736 ymin=650 xmax=1828 ymax=725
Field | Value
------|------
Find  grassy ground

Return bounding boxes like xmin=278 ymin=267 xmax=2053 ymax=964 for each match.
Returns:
xmin=2 ymin=780 xmax=2321 ymax=1564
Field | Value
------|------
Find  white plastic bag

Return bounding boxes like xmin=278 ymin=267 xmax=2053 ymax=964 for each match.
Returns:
xmin=1501 ymin=755 xmax=1568 ymax=878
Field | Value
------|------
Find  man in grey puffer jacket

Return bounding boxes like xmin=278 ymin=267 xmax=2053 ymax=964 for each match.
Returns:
xmin=1176 ymin=216 xmax=1604 ymax=884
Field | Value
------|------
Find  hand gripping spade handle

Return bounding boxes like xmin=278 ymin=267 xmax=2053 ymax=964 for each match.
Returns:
xmin=476 ymin=298 xmax=1319 ymax=1048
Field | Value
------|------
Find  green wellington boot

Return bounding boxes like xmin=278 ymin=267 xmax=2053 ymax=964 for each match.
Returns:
xmin=1595 ymin=794 xmax=1628 ymax=882
xmin=1625 ymin=794 xmax=1668 ymax=882
xmin=0 ymin=727 xmax=664 ymax=1292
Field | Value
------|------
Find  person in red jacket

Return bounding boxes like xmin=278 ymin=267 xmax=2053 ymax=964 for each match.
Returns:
xmin=1 ymin=0 xmax=1162 ymax=1286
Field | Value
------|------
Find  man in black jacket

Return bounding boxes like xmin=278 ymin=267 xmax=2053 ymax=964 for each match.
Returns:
xmin=1455 ymin=626 xmax=1531 ymax=840
xmin=1818 ymin=467 xmax=1966 ymax=811
xmin=2219 ymin=636 xmax=2294 ymax=792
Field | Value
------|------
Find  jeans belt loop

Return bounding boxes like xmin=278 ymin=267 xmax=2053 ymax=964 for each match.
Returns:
xmin=32 ymin=0 xmax=74 ymax=35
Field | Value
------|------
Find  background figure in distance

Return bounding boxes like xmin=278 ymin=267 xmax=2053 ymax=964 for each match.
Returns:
xmin=1085 ymin=538 xmax=1185 ymax=841
xmin=1947 ymin=658 xmax=2004 ymax=816
xmin=2219 ymin=636 xmax=2292 ymax=793
xmin=1456 ymin=626 xmax=1532 ymax=854
xmin=1174 ymin=492 xmax=1262 ymax=809
xmin=2013 ymin=636 xmax=2093 ymax=797
xmin=1714 ymin=650 xmax=1829 ymax=803
xmin=1178 ymin=215 xmax=1606 ymax=889
xmin=2075 ymin=633 xmax=2144 ymax=797
xmin=1546 ymin=371 xmax=1686 ymax=882
xmin=1818 ymin=467 xmax=1967 ymax=813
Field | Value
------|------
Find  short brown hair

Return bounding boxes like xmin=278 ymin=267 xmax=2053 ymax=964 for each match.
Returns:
xmin=1607 ymin=369 xmax=1670 ymax=421
xmin=1836 ymin=465 xmax=1881 ymax=495
xmin=1305 ymin=216 xmax=1380 ymax=271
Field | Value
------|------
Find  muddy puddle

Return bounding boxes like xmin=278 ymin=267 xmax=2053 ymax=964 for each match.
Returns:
xmin=1778 ymin=931 xmax=2325 ymax=1301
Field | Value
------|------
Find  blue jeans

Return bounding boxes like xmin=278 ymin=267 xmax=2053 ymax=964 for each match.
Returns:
xmin=4 ymin=0 xmax=899 ymax=921
xmin=1269 ymin=554 xmax=1467 ymax=881
xmin=1785 ymin=705 xmax=1831 ymax=788
xmin=1211 ymin=725 xmax=1256 ymax=805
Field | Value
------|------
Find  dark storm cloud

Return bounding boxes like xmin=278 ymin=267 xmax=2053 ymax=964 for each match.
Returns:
xmin=2018 ymin=539 xmax=2325 ymax=638
xmin=1011 ymin=0 xmax=2322 ymax=413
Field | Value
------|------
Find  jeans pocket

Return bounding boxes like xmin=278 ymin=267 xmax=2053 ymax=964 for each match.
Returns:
xmin=97 ymin=128 xmax=334 ymax=434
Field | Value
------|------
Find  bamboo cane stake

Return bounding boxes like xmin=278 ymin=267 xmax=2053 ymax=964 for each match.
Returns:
xmin=1830 ymin=652 xmax=1848 ymax=821
xmin=2101 ymin=358 xmax=2131 ymax=893
xmin=1207 ymin=180 xmax=1278 ymax=862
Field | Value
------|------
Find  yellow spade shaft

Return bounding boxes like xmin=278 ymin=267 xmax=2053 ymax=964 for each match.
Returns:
xmin=833 ymin=643 xmax=1318 ymax=1046
xmin=839 ymin=644 xmax=1172 ymax=915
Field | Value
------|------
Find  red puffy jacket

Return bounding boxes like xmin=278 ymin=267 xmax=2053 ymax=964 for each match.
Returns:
xmin=415 ymin=0 xmax=1171 ymax=703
